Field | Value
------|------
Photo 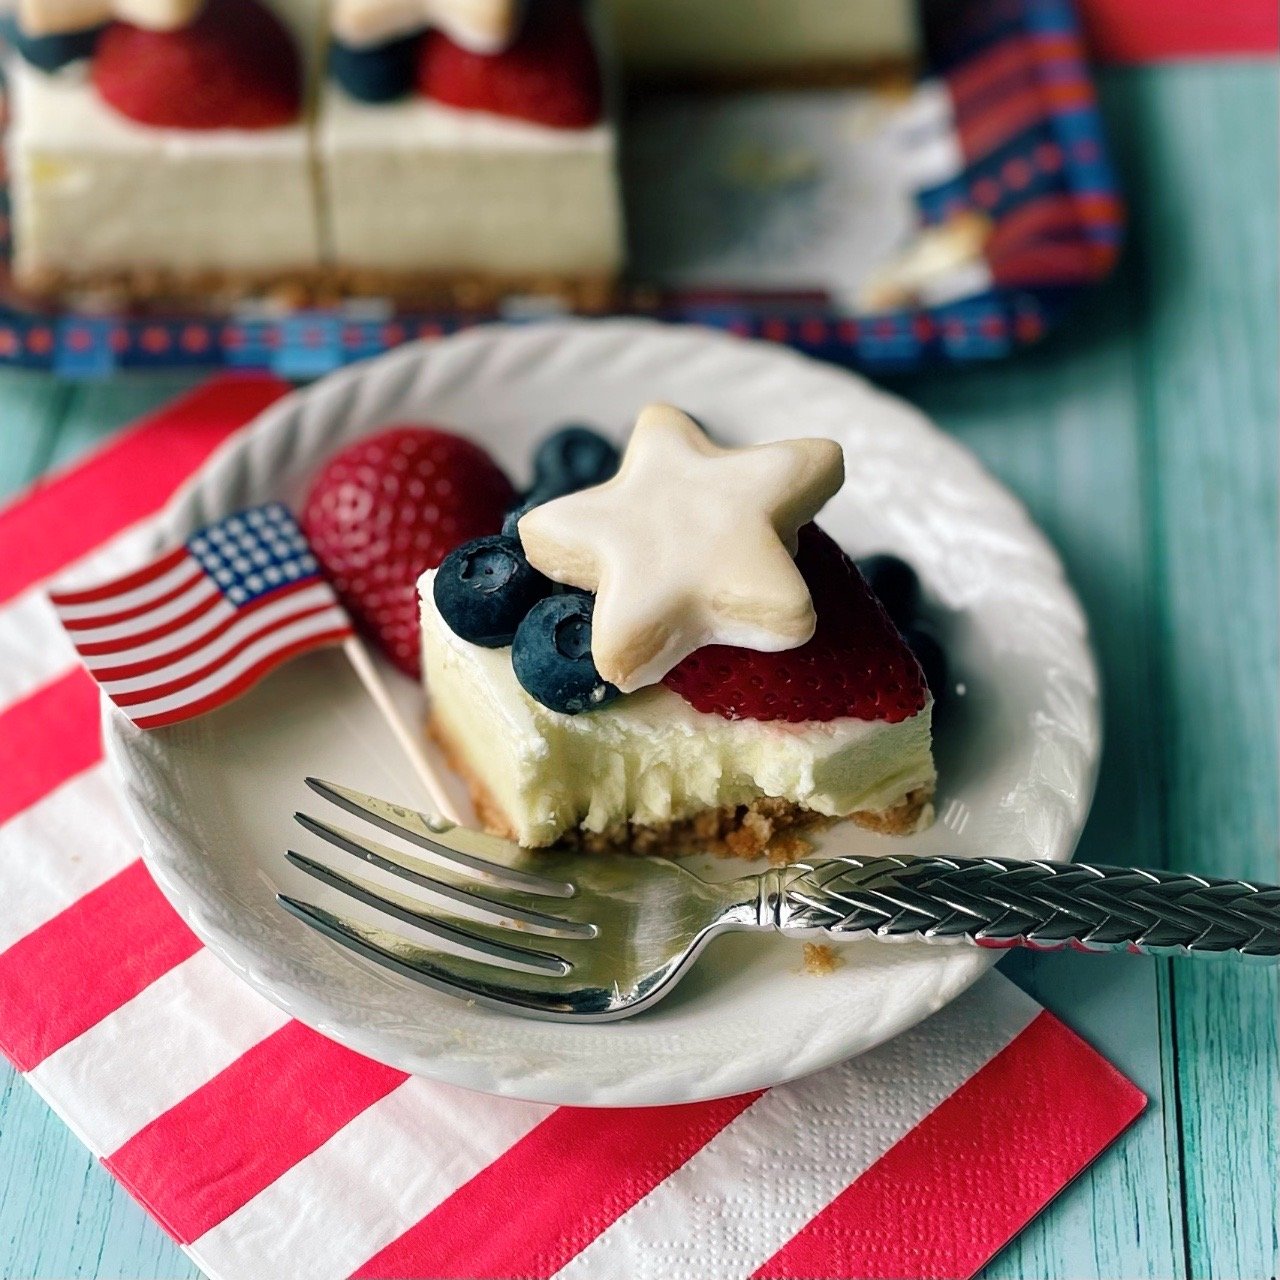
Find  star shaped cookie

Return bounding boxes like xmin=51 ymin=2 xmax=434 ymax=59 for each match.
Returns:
xmin=518 ymin=404 xmax=845 ymax=693
xmin=21 ymin=0 xmax=518 ymax=42
xmin=21 ymin=0 xmax=203 ymax=35
xmin=332 ymin=0 xmax=519 ymax=49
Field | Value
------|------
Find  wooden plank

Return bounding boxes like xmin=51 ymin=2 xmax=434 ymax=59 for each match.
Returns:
xmin=0 ymin=1068 xmax=201 ymax=1280
xmin=900 ymin=243 xmax=1183 ymax=1278
xmin=1122 ymin=62 xmax=1279 ymax=1280
xmin=44 ymin=373 xmax=207 ymax=471
xmin=0 ymin=372 xmax=71 ymax=495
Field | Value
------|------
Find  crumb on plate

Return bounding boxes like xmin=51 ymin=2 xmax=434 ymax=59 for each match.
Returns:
xmin=802 ymin=942 xmax=842 ymax=975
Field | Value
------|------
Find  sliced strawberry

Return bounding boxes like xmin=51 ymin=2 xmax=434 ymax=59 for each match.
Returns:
xmin=92 ymin=0 xmax=301 ymax=130
xmin=417 ymin=0 xmax=603 ymax=129
xmin=301 ymin=427 xmax=516 ymax=677
xmin=662 ymin=525 xmax=929 ymax=724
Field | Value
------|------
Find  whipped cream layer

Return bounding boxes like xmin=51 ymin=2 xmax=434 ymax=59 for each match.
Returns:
xmin=421 ymin=571 xmax=935 ymax=848
xmin=319 ymin=88 xmax=622 ymax=276
xmin=7 ymin=41 xmax=321 ymax=281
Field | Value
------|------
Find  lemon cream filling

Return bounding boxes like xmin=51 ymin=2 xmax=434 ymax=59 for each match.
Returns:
xmin=318 ymin=88 xmax=622 ymax=279
xmin=421 ymin=569 xmax=935 ymax=848
xmin=6 ymin=0 xmax=323 ymax=285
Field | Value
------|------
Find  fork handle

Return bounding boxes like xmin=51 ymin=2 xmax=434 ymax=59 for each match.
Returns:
xmin=765 ymin=856 xmax=1280 ymax=959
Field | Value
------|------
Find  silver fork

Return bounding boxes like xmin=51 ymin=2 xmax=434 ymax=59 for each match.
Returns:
xmin=278 ymin=778 xmax=1280 ymax=1022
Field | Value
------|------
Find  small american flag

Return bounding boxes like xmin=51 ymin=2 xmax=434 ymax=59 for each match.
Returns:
xmin=50 ymin=503 xmax=353 ymax=730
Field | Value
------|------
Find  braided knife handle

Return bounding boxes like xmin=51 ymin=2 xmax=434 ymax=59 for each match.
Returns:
xmin=770 ymin=856 xmax=1280 ymax=959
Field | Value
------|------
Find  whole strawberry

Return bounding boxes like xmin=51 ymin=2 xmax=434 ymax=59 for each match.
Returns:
xmin=302 ymin=427 xmax=516 ymax=677
xmin=417 ymin=0 xmax=602 ymax=130
xmin=93 ymin=0 xmax=301 ymax=131
xmin=663 ymin=525 xmax=929 ymax=724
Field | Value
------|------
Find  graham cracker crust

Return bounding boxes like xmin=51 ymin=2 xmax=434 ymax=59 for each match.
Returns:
xmin=428 ymin=712 xmax=933 ymax=864
xmin=11 ymin=263 xmax=620 ymax=313
xmin=426 ymin=716 xmax=521 ymax=846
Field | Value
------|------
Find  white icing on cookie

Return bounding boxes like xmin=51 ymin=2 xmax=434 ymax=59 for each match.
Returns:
xmin=116 ymin=0 xmax=201 ymax=28
xmin=18 ymin=0 xmax=202 ymax=34
xmin=331 ymin=0 xmax=521 ymax=51
xmin=518 ymin=404 xmax=845 ymax=694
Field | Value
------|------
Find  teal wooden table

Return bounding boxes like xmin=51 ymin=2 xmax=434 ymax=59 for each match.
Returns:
xmin=0 ymin=60 xmax=1275 ymax=1280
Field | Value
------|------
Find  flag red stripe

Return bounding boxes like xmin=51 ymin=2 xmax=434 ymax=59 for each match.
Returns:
xmin=72 ymin=590 xmax=224 ymax=657
xmin=105 ymin=1022 xmax=408 ymax=1243
xmin=129 ymin=626 xmax=353 ymax=727
xmin=0 ymin=375 xmax=290 ymax=609
xmin=110 ymin=603 xmax=343 ymax=706
xmin=354 ymin=1092 xmax=762 ymax=1279
xmin=48 ymin=546 xmax=190 ymax=607
xmin=0 ymin=860 xmax=202 ymax=1073
xmin=57 ymin=566 xmax=206 ymax=631
xmin=753 ymin=1011 xmax=1145 ymax=1280
xmin=0 ymin=669 xmax=101 ymax=826
xmin=88 ymin=578 xmax=323 ymax=680
xmin=1082 ymin=0 xmax=1278 ymax=62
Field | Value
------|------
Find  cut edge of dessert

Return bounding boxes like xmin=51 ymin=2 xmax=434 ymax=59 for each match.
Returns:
xmin=427 ymin=703 xmax=937 ymax=862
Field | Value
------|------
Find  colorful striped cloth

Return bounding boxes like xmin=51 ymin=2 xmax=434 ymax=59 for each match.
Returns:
xmin=0 ymin=375 xmax=1145 ymax=1280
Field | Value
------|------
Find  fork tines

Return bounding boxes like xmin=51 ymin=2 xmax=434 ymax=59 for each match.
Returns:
xmin=279 ymin=779 xmax=592 ymax=1017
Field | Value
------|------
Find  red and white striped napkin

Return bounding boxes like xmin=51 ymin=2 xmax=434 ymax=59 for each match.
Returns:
xmin=0 ymin=376 xmax=1145 ymax=1280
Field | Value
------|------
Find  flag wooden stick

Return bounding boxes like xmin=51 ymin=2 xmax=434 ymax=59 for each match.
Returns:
xmin=341 ymin=635 xmax=463 ymax=823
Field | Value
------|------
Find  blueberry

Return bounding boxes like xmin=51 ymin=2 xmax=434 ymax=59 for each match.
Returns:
xmin=501 ymin=428 xmax=617 ymax=540
xmin=1 ymin=16 xmax=101 ymax=71
xmin=501 ymin=489 xmax=551 ymax=540
xmin=857 ymin=554 xmax=920 ymax=628
xmin=502 ymin=473 xmax=584 ymax=539
xmin=512 ymin=594 xmax=619 ymax=715
xmin=329 ymin=33 xmax=418 ymax=103
xmin=433 ymin=535 xmax=552 ymax=648
xmin=501 ymin=504 xmax=527 ymax=540
xmin=532 ymin=425 xmax=619 ymax=497
xmin=904 ymin=624 xmax=948 ymax=702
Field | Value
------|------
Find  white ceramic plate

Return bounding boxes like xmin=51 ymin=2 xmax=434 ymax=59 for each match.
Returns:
xmin=104 ymin=320 xmax=1100 ymax=1107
